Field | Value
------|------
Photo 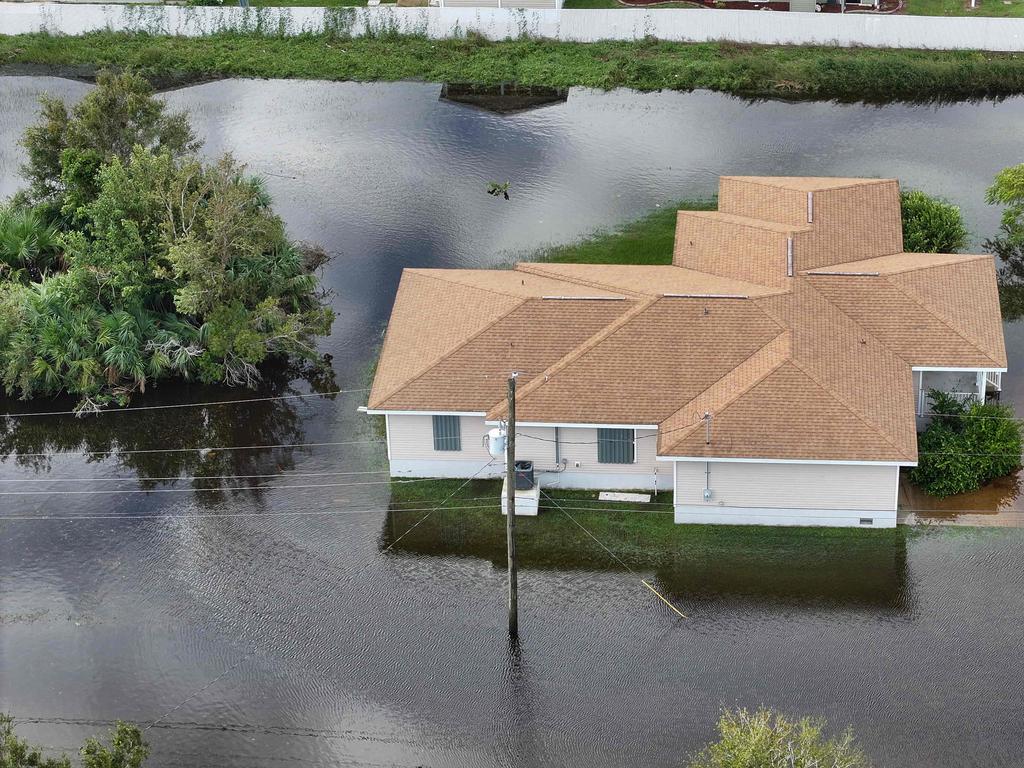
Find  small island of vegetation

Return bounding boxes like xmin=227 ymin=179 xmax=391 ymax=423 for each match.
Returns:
xmin=0 ymin=70 xmax=334 ymax=412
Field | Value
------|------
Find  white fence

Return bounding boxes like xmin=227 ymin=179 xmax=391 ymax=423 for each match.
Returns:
xmin=1 ymin=2 xmax=1023 ymax=51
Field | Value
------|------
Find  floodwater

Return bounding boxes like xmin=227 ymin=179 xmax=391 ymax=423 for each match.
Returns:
xmin=1 ymin=77 xmax=1024 ymax=767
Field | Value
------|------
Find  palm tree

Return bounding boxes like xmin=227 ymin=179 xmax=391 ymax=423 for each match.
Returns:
xmin=0 ymin=206 xmax=61 ymax=282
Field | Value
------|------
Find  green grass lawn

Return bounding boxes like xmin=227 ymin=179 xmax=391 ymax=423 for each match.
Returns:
xmin=533 ymin=199 xmax=714 ymax=265
xmin=905 ymin=0 xmax=1024 ymax=16
xmin=385 ymin=479 xmax=909 ymax=605
xmin=3 ymin=33 xmax=1024 ymax=103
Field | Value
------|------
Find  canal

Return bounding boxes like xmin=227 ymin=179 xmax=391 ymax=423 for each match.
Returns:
xmin=1 ymin=77 xmax=1023 ymax=767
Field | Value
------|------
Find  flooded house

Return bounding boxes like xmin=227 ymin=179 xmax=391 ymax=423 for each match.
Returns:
xmin=365 ymin=176 xmax=1006 ymax=527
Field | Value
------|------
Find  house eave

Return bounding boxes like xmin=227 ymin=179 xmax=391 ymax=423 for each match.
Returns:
xmin=656 ymin=455 xmax=917 ymax=467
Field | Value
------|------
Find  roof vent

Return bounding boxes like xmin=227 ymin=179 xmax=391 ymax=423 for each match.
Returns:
xmin=786 ymin=237 xmax=794 ymax=277
xmin=662 ymin=293 xmax=748 ymax=299
xmin=541 ymin=295 xmax=626 ymax=301
xmin=807 ymin=191 xmax=814 ymax=223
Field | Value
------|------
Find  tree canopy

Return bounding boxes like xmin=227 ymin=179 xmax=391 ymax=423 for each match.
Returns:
xmin=0 ymin=70 xmax=333 ymax=411
xmin=1 ymin=714 xmax=148 ymax=768
xmin=985 ymin=163 xmax=1024 ymax=320
xmin=687 ymin=708 xmax=871 ymax=768
xmin=900 ymin=189 xmax=969 ymax=254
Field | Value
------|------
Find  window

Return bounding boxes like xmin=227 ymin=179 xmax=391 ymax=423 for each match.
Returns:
xmin=432 ymin=415 xmax=461 ymax=451
xmin=597 ymin=428 xmax=635 ymax=464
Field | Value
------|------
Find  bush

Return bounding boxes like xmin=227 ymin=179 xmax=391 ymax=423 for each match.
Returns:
xmin=900 ymin=189 xmax=969 ymax=253
xmin=910 ymin=390 xmax=1022 ymax=498
xmin=1 ymin=70 xmax=333 ymax=410
xmin=687 ymin=707 xmax=871 ymax=768
xmin=0 ymin=713 xmax=148 ymax=768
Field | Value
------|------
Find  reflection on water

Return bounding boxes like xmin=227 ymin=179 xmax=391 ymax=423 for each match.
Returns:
xmin=0 ymin=359 xmax=337 ymax=503
xmin=440 ymin=83 xmax=570 ymax=114
xmin=381 ymin=503 xmax=910 ymax=610
xmin=2 ymin=77 xmax=1024 ymax=768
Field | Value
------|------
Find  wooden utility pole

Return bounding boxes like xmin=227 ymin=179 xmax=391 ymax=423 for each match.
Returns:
xmin=506 ymin=374 xmax=519 ymax=640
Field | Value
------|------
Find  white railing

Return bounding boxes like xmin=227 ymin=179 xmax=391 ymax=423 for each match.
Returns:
xmin=986 ymin=371 xmax=1002 ymax=391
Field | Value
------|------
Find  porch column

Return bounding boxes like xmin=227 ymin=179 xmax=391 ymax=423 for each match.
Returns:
xmin=977 ymin=371 xmax=986 ymax=403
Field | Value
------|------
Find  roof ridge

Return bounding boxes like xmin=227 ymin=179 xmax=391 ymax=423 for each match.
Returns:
xmin=657 ymin=331 xmax=792 ymax=455
xmin=723 ymin=176 xmax=896 ymax=194
xmin=514 ymin=263 xmax=647 ymax=298
xmin=802 ymin=252 xmax=991 ymax=278
xmin=678 ymin=209 xmax=811 ymax=234
xmin=486 ymin=295 xmax=658 ymax=419
xmin=785 ymin=355 xmax=914 ymax=461
xmin=755 ymin=282 xmax=916 ymax=460
xmin=405 ymin=268 xmax=541 ymax=300
xmin=373 ymin=291 xmax=528 ymax=409
xmin=882 ymin=270 xmax=1004 ymax=367
xmin=876 ymin=253 xmax=990 ymax=276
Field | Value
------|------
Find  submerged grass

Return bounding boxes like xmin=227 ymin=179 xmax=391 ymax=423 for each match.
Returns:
xmin=387 ymin=479 xmax=907 ymax=576
xmin=3 ymin=32 xmax=1024 ymax=102
xmin=534 ymin=198 xmax=714 ymax=265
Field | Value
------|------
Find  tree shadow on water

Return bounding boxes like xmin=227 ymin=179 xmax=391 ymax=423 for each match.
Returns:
xmin=0 ymin=358 xmax=339 ymax=508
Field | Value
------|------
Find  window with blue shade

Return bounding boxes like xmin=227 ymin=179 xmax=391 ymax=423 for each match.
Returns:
xmin=432 ymin=415 xmax=462 ymax=451
xmin=597 ymin=428 xmax=635 ymax=464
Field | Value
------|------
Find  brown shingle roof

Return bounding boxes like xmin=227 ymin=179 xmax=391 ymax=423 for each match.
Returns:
xmin=369 ymin=177 xmax=1006 ymax=463
xmin=490 ymin=297 xmax=785 ymax=425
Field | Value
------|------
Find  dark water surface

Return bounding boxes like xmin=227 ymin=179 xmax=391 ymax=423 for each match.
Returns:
xmin=2 ymin=77 xmax=1024 ymax=767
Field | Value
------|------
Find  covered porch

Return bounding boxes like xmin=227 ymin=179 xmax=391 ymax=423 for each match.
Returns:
xmin=913 ymin=367 xmax=1004 ymax=429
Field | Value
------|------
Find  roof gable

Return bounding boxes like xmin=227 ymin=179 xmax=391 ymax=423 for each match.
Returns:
xmin=375 ymin=297 xmax=635 ymax=412
xmin=501 ymin=297 xmax=785 ymax=425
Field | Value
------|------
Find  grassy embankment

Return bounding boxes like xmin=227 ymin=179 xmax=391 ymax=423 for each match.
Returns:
xmin=3 ymin=34 xmax=1024 ymax=102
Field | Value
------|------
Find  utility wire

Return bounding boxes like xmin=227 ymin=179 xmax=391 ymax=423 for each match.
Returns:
xmin=0 ymin=438 xmax=385 ymax=460
xmin=0 ymin=388 xmax=370 ymax=419
xmin=137 ymin=458 xmax=498 ymax=732
xmin=0 ymin=503 xmax=499 ymax=522
xmin=539 ymin=489 xmax=687 ymax=619
xmin=0 ymin=476 xmax=470 ymax=496
xmin=0 ymin=469 xmax=392 ymax=483
xmin=516 ymin=434 xmax=1024 ymax=456
xmin=380 ymin=458 xmax=498 ymax=554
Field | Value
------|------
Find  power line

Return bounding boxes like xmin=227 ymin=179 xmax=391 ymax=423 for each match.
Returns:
xmin=0 ymin=438 xmax=385 ymax=460
xmin=0 ymin=469 xmax=392 ymax=483
xmin=514 ymin=431 xmax=1024 ymax=458
xmin=539 ymin=489 xmax=687 ymax=619
xmin=137 ymin=458 xmax=498 ymax=733
xmin=380 ymin=458 xmax=498 ymax=554
xmin=0 ymin=388 xmax=370 ymax=419
xmin=0 ymin=503 xmax=498 ymax=522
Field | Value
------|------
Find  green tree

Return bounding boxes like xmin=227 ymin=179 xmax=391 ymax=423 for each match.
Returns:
xmin=985 ymin=163 xmax=1024 ymax=319
xmin=0 ymin=70 xmax=333 ymax=409
xmin=900 ymin=189 xmax=969 ymax=253
xmin=80 ymin=723 xmax=149 ymax=768
xmin=0 ymin=715 xmax=148 ymax=768
xmin=0 ymin=206 xmax=61 ymax=282
xmin=687 ymin=708 xmax=870 ymax=768
xmin=19 ymin=69 xmax=197 ymax=219
xmin=0 ymin=713 xmax=71 ymax=768
xmin=910 ymin=390 xmax=1022 ymax=497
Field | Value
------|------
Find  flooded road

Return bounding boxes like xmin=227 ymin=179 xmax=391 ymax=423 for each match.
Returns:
xmin=2 ymin=77 xmax=1024 ymax=767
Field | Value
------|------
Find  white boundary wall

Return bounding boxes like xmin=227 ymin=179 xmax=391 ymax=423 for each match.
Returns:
xmin=2 ymin=3 xmax=1023 ymax=51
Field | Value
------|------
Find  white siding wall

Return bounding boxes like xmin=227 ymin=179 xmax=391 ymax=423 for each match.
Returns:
xmin=5 ymin=5 xmax=1024 ymax=52
xmin=386 ymin=416 xmax=670 ymax=489
xmin=673 ymin=461 xmax=899 ymax=527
